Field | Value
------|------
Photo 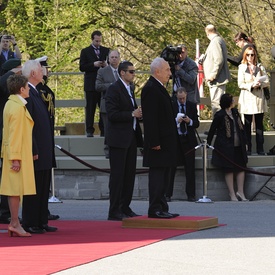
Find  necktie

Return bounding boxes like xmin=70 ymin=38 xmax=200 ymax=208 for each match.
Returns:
xmin=114 ymin=70 xmax=119 ymax=80
xmin=180 ymin=103 xmax=187 ymax=134
xmin=94 ymin=47 xmax=100 ymax=58
xmin=127 ymin=86 xmax=136 ymax=130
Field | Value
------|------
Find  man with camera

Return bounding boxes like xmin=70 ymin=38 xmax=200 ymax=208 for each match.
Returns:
xmin=166 ymin=87 xmax=200 ymax=202
xmin=173 ymin=45 xmax=200 ymax=104
xmin=79 ymin=30 xmax=109 ymax=137
xmin=0 ymin=34 xmax=22 ymax=73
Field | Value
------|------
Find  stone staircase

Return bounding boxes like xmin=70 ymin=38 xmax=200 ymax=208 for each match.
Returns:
xmin=53 ymin=120 xmax=275 ymax=201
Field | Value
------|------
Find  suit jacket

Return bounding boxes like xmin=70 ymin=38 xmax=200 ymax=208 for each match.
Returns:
xmin=203 ymin=34 xmax=231 ymax=86
xmin=26 ymin=85 xmax=54 ymax=171
xmin=227 ymin=43 xmax=256 ymax=67
xmin=172 ymin=99 xmax=200 ymax=149
xmin=174 ymin=57 xmax=200 ymax=104
xmin=141 ymin=76 xmax=178 ymax=167
xmin=0 ymin=71 xmax=14 ymax=142
xmin=36 ymin=81 xmax=57 ymax=168
xmin=105 ymin=79 xmax=143 ymax=148
xmin=96 ymin=65 xmax=117 ymax=113
xmin=0 ymin=51 xmax=15 ymax=73
xmin=79 ymin=45 xmax=109 ymax=92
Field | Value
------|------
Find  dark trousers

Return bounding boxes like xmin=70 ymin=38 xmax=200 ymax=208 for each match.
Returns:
xmin=148 ymin=167 xmax=170 ymax=214
xmin=108 ymin=132 xmax=137 ymax=217
xmin=0 ymin=160 xmax=10 ymax=218
xmin=244 ymin=113 xmax=264 ymax=153
xmin=166 ymin=136 xmax=196 ymax=198
xmin=22 ymin=169 xmax=51 ymax=227
xmin=85 ymin=90 xmax=104 ymax=135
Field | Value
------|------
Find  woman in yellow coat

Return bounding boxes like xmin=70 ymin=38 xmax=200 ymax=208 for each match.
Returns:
xmin=0 ymin=74 xmax=36 ymax=237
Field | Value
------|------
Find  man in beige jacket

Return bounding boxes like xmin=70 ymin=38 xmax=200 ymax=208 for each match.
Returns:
xmin=202 ymin=24 xmax=231 ymax=116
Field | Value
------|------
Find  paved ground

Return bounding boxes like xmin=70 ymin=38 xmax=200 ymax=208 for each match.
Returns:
xmin=49 ymin=198 xmax=275 ymax=275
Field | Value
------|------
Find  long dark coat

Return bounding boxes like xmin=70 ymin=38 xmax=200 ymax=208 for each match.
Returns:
xmin=207 ymin=108 xmax=247 ymax=169
xmin=141 ymin=76 xmax=178 ymax=167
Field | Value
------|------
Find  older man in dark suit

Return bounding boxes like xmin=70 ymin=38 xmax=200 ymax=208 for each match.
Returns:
xmin=166 ymin=87 xmax=200 ymax=202
xmin=105 ymin=61 xmax=143 ymax=221
xmin=96 ymin=50 xmax=121 ymax=158
xmin=141 ymin=57 xmax=179 ymax=219
xmin=22 ymin=60 xmax=56 ymax=234
xmin=79 ymin=30 xmax=109 ymax=137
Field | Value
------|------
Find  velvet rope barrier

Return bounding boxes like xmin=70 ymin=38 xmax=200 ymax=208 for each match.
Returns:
xmin=55 ymin=144 xmax=149 ymax=174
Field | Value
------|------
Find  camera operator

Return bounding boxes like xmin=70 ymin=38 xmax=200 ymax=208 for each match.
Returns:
xmin=173 ymin=45 xmax=200 ymax=104
xmin=0 ymin=34 xmax=22 ymax=73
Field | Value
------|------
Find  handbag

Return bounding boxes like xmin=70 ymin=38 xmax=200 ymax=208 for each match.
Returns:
xmin=263 ymin=87 xmax=270 ymax=100
xmin=258 ymin=63 xmax=270 ymax=100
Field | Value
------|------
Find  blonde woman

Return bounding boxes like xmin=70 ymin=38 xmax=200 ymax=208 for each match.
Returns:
xmin=238 ymin=47 xmax=269 ymax=155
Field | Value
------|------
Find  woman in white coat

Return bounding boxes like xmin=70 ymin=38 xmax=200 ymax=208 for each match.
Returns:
xmin=238 ymin=47 xmax=269 ymax=155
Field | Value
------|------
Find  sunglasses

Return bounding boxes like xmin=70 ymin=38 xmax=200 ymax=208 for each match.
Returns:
xmin=246 ymin=54 xmax=255 ymax=57
xmin=124 ymin=70 xmax=136 ymax=74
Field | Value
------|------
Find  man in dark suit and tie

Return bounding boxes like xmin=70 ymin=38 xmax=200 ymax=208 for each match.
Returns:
xmin=21 ymin=60 xmax=57 ymax=234
xmin=105 ymin=61 xmax=143 ymax=221
xmin=166 ymin=87 xmax=200 ymax=202
xmin=96 ymin=50 xmax=121 ymax=158
xmin=79 ymin=30 xmax=109 ymax=137
xmin=141 ymin=57 xmax=179 ymax=219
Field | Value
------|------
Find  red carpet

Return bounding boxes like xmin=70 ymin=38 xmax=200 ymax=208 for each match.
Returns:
xmin=0 ymin=220 xmax=196 ymax=275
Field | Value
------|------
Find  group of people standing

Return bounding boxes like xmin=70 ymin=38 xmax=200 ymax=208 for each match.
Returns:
xmin=0 ymin=33 xmax=59 ymax=236
xmin=202 ymin=25 xmax=269 ymax=201
xmin=79 ymin=26 xmax=270 ymax=218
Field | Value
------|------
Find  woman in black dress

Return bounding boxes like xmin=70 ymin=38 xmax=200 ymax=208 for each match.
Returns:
xmin=207 ymin=94 xmax=248 ymax=201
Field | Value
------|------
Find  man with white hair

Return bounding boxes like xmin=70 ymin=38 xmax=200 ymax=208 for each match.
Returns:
xmin=202 ymin=24 xmax=230 ymax=116
xmin=21 ymin=60 xmax=57 ymax=234
xmin=141 ymin=57 xmax=179 ymax=219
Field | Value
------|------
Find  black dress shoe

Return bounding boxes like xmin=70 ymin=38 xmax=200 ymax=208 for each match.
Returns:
xmin=187 ymin=196 xmax=196 ymax=202
xmin=164 ymin=212 xmax=179 ymax=218
xmin=165 ymin=196 xmax=171 ymax=202
xmin=48 ymin=214 xmax=60 ymax=220
xmin=86 ymin=133 xmax=94 ymax=137
xmin=23 ymin=226 xmax=45 ymax=234
xmin=124 ymin=211 xmax=141 ymax=217
xmin=148 ymin=211 xmax=173 ymax=219
xmin=41 ymin=224 xmax=58 ymax=232
xmin=108 ymin=213 xmax=129 ymax=221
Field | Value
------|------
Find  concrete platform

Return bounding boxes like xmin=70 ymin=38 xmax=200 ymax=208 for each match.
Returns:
xmin=122 ymin=215 xmax=219 ymax=230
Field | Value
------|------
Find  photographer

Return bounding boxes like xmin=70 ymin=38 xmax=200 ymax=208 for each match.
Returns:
xmin=173 ymin=45 xmax=200 ymax=104
xmin=165 ymin=87 xmax=200 ymax=202
xmin=0 ymin=34 xmax=22 ymax=72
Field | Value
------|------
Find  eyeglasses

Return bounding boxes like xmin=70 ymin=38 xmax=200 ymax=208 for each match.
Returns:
xmin=247 ymin=54 xmax=255 ymax=57
xmin=124 ymin=70 xmax=136 ymax=74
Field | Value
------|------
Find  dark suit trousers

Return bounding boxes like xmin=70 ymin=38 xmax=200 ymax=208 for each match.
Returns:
xmin=85 ymin=90 xmax=104 ymax=134
xmin=22 ymin=169 xmax=51 ymax=227
xmin=108 ymin=132 xmax=137 ymax=216
xmin=0 ymin=161 xmax=10 ymax=217
xmin=179 ymin=136 xmax=196 ymax=197
xmin=148 ymin=167 xmax=170 ymax=214
xmin=166 ymin=136 xmax=196 ymax=198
